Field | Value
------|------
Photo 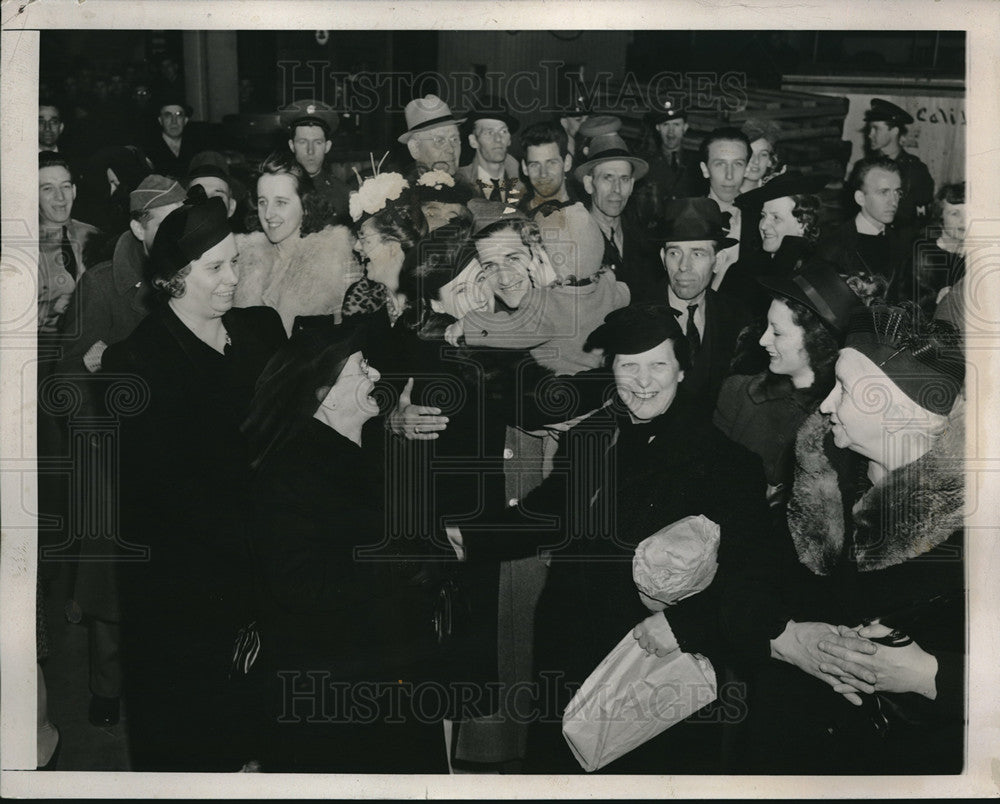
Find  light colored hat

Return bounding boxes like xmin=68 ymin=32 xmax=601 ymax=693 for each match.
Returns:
xmin=130 ymin=175 xmax=186 ymax=213
xmin=398 ymin=95 xmax=466 ymax=144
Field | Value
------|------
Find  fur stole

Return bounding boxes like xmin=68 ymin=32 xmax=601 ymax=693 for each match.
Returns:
xmin=234 ymin=227 xmax=362 ymax=334
xmin=788 ymin=399 xmax=964 ymax=574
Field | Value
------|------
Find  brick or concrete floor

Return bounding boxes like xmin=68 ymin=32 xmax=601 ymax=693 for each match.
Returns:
xmin=40 ymin=562 xmax=131 ymax=771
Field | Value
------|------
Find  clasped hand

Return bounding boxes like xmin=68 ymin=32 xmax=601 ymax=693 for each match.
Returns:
xmin=632 ymin=612 xmax=678 ymax=658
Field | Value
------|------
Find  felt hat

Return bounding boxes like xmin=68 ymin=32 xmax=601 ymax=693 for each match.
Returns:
xmin=649 ymin=197 xmax=737 ymax=249
xmin=757 ymin=258 xmax=862 ymax=337
xmin=398 ymin=95 xmax=466 ymax=144
xmin=573 ymin=133 xmax=649 ymax=182
xmin=578 ymin=115 xmax=622 ymax=139
xmin=734 ymin=170 xmax=830 ymax=210
xmin=149 ymin=191 xmax=231 ymax=282
xmin=585 ymin=303 xmax=685 ymax=356
xmin=464 ymin=96 xmax=520 ymax=134
xmin=130 ymin=175 xmax=186 ymax=213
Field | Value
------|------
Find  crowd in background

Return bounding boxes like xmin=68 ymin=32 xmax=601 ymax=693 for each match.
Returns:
xmin=34 ymin=70 xmax=967 ymax=776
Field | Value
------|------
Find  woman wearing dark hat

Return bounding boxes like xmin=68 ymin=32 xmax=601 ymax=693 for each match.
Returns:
xmin=714 ymin=258 xmax=872 ymax=504
xmin=242 ymin=321 xmax=449 ymax=773
xmin=718 ymin=170 xmax=829 ymax=318
xmin=477 ymin=304 xmax=772 ymax=773
xmin=728 ymin=305 xmax=965 ymax=774
xmin=102 ymin=188 xmax=287 ymax=771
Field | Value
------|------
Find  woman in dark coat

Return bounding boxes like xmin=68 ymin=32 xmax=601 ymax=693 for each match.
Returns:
xmin=102 ymin=190 xmax=286 ymax=771
xmin=713 ymin=258 xmax=867 ymax=504
xmin=726 ymin=305 xmax=966 ymax=774
xmin=448 ymin=305 xmax=772 ymax=773
xmin=243 ymin=320 xmax=448 ymax=773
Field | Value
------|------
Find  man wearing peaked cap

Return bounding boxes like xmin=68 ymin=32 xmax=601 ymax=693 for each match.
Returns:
xmin=281 ymin=99 xmax=351 ymax=220
xmin=864 ymin=97 xmax=934 ymax=225
xmin=649 ymin=197 xmax=752 ymax=415
xmin=636 ymin=99 xmax=706 ymax=226
xmin=457 ymin=96 xmax=526 ymax=204
xmin=400 ymin=94 xmax=467 ymax=179
xmin=575 ymin=133 xmax=662 ymax=302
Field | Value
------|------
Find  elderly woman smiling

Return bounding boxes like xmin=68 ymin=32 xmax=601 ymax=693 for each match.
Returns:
xmin=103 ymin=189 xmax=286 ymax=771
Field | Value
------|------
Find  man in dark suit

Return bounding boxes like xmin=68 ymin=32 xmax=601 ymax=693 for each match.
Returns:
xmin=864 ymin=98 xmax=935 ymax=227
xmin=144 ymin=95 xmax=204 ymax=178
xmin=817 ymin=155 xmax=914 ymax=300
xmin=650 ymin=197 xmax=752 ymax=414
xmin=575 ymin=131 xmax=663 ymax=302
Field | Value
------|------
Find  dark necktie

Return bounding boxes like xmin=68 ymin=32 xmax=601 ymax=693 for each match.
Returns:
xmin=604 ymin=226 xmax=623 ymax=266
xmin=60 ymin=226 xmax=78 ymax=279
xmin=670 ymin=152 xmax=679 ymax=169
xmin=685 ymin=303 xmax=701 ymax=354
xmin=489 ymin=179 xmax=502 ymax=202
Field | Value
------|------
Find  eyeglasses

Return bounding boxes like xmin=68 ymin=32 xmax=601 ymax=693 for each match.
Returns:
xmin=420 ymin=134 xmax=461 ymax=150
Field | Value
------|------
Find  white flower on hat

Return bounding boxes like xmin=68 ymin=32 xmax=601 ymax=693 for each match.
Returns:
xmin=416 ymin=170 xmax=455 ymax=190
xmin=349 ymin=171 xmax=409 ymax=223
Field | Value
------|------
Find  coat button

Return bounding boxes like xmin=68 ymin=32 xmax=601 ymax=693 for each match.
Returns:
xmin=507 ymin=498 xmax=519 ymax=507
xmin=503 ymin=448 xmax=514 ymax=459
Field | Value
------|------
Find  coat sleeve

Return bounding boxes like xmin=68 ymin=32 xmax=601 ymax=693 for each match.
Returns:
xmin=57 ymin=267 xmax=113 ymax=373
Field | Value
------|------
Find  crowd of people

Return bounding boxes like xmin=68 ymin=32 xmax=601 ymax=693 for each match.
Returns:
xmin=35 ymin=81 xmax=966 ymax=775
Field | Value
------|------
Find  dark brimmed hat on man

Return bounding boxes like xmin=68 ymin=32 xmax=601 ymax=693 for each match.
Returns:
xmin=645 ymin=98 xmax=686 ymax=125
xmin=280 ymin=98 xmax=340 ymax=138
xmin=398 ymin=95 xmax=466 ymax=144
xmin=864 ymin=98 xmax=914 ymax=128
xmin=573 ymin=133 xmax=649 ymax=182
xmin=649 ymin=197 xmax=738 ymax=250
xmin=757 ymin=258 xmax=863 ymax=339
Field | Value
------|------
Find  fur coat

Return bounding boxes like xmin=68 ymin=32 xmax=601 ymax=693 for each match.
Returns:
xmin=788 ymin=397 xmax=964 ymax=575
xmin=234 ymin=226 xmax=362 ymax=335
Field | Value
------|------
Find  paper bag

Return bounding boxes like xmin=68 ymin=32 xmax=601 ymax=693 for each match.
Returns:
xmin=561 ymin=631 xmax=717 ymax=772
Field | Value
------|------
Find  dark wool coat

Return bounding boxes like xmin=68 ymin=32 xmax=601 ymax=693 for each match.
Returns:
xmin=717 ymin=235 xmax=815 ymax=320
xmin=102 ymin=303 xmax=286 ymax=770
xmin=730 ymin=404 xmax=965 ymax=775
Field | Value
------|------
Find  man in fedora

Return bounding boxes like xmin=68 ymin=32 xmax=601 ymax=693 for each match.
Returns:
xmin=283 ymin=99 xmax=351 ymax=219
xmin=575 ymin=132 xmax=662 ymax=301
xmin=144 ymin=94 xmax=203 ymax=177
xmin=399 ymin=94 xmax=467 ymax=181
xmin=651 ymin=197 xmax=751 ymax=413
xmin=634 ymin=99 xmax=705 ymax=227
xmin=457 ymin=98 xmax=526 ymax=205
xmin=864 ymin=97 xmax=934 ymax=225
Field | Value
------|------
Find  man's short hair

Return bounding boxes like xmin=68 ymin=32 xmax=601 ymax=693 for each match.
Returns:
xmin=39 ymin=151 xmax=73 ymax=180
xmin=520 ymin=121 xmax=568 ymax=159
xmin=850 ymin=155 xmax=901 ymax=193
xmin=39 ymin=99 xmax=61 ymax=115
xmin=698 ymin=127 xmax=752 ymax=164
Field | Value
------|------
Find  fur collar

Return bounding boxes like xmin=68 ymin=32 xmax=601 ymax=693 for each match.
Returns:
xmin=789 ymin=398 xmax=964 ymax=574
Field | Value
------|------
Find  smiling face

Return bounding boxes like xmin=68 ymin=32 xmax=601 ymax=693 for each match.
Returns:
xmin=470 ymin=119 xmax=511 ymax=166
xmin=38 ymin=165 xmax=76 ymax=226
xmin=759 ymin=299 xmax=813 ymax=387
xmin=158 ymin=104 xmax=188 ymax=139
xmin=744 ymin=137 xmax=774 ymax=183
xmin=408 ymin=125 xmax=462 ymax=175
xmin=759 ymin=196 xmax=805 ymax=253
xmin=257 ymin=172 xmax=304 ymax=244
xmin=432 ymin=257 xmax=494 ymax=319
xmin=700 ymin=138 xmax=748 ymax=203
xmin=661 ymin=240 xmax=716 ymax=302
xmin=288 ymin=124 xmax=331 ymax=177
xmin=583 ymin=159 xmax=635 ymax=220
xmin=319 ymin=350 xmax=382 ymax=423
xmin=354 ymin=218 xmax=405 ymax=292
xmin=820 ymin=348 xmax=891 ymax=462
xmin=523 ymin=142 xmax=570 ymax=201
xmin=476 ymin=229 xmax=535 ymax=309
xmin=613 ymin=339 xmax=684 ymax=422
xmin=855 ymin=167 xmax=902 ymax=227
xmin=171 ymin=234 xmax=239 ymax=320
